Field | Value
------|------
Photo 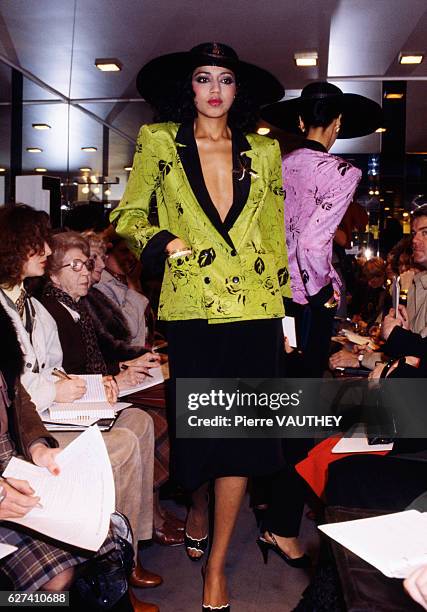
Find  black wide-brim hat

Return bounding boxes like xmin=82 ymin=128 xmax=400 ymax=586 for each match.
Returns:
xmin=136 ymin=42 xmax=284 ymax=108
xmin=261 ymin=82 xmax=383 ymax=139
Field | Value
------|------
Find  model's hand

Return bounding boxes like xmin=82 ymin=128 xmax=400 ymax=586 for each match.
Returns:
xmin=30 ymin=443 xmax=61 ymax=475
xmin=404 ymin=566 xmax=427 ymax=610
xmin=165 ymin=238 xmax=190 ymax=255
xmin=54 ymin=375 xmax=86 ymax=402
xmin=0 ymin=478 xmax=40 ymax=519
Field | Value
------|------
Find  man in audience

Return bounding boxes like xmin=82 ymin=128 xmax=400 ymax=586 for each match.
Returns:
xmin=330 ymin=206 xmax=427 ymax=372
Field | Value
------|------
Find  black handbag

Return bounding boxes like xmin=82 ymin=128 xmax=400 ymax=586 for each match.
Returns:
xmin=74 ymin=512 xmax=135 ymax=610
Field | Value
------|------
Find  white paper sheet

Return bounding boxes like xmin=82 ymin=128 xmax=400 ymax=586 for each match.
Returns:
xmin=74 ymin=375 xmax=107 ymax=403
xmin=282 ymin=316 xmax=297 ymax=348
xmin=118 ymin=363 xmax=168 ymax=397
xmin=0 ymin=543 xmax=18 ymax=560
xmin=332 ymin=423 xmax=394 ymax=453
xmin=319 ymin=510 xmax=427 ymax=578
xmin=3 ymin=427 xmax=115 ymax=551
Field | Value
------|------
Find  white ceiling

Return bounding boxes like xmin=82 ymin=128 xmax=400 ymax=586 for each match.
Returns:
xmin=0 ymin=0 xmax=426 ymax=178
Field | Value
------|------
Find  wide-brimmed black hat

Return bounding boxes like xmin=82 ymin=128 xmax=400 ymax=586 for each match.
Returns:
xmin=261 ymin=82 xmax=383 ymax=139
xmin=136 ymin=42 xmax=284 ymax=108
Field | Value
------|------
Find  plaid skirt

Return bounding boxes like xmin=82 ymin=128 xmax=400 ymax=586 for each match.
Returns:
xmin=0 ymin=433 xmax=118 ymax=592
xmin=126 ymin=383 xmax=170 ymax=488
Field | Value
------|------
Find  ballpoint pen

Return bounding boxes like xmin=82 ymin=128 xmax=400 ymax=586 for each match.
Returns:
xmin=52 ymin=368 xmax=72 ymax=380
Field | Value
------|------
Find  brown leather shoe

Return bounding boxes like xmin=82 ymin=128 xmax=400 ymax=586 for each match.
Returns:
xmin=129 ymin=588 xmax=159 ymax=612
xmin=152 ymin=523 xmax=184 ymax=546
xmin=130 ymin=563 xmax=163 ymax=588
xmin=163 ymin=510 xmax=185 ymax=531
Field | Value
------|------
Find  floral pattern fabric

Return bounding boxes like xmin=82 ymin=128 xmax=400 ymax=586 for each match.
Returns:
xmin=111 ymin=122 xmax=291 ymax=323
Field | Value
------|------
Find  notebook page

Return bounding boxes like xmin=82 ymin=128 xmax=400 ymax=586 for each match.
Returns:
xmin=3 ymin=427 xmax=115 ymax=551
xmin=118 ymin=364 xmax=167 ymax=397
xmin=74 ymin=375 xmax=107 ymax=403
xmin=319 ymin=510 xmax=427 ymax=578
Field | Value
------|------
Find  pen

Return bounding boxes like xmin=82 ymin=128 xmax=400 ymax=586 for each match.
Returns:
xmin=120 ymin=364 xmax=153 ymax=377
xmin=52 ymin=368 xmax=72 ymax=381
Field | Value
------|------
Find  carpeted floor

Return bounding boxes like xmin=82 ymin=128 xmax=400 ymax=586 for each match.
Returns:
xmin=134 ymin=497 xmax=320 ymax=612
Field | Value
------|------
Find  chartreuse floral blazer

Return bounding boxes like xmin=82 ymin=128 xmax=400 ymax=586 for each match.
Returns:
xmin=110 ymin=122 xmax=291 ymax=324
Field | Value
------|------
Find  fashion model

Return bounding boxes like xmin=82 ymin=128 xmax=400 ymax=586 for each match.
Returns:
xmin=111 ymin=42 xmax=291 ymax=611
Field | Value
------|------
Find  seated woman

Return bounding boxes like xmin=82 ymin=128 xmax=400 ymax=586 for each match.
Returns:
xmin=0 ymin=302 xmax=123 ymax=598
xmin=0 ymin=205 xmax=160 ymax=596
xmin=95 ymin=236 xmax=152 ymax=348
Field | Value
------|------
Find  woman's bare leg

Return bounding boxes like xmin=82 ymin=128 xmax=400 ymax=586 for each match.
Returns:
xmin=42 ymin=567 xmax=75 ymax=591
xmin=203 ymin=476 xmax=247 ymax=607
xmin=186 ymin=482 xmax=209 ymax=559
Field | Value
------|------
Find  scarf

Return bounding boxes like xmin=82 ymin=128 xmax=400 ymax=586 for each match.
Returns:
xmin=43 ymin=283 xmax=108 ymax=375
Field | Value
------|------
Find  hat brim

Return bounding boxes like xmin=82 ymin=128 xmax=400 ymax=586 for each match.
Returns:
xmin=261 ymin=93 xmax=383 ymax=139
xmin=137 ymin=52 xmax=284 ymax=107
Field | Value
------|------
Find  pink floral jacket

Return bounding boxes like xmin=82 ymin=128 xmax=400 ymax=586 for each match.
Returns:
xmin=283 ymin=142 xmax=362 ymax=305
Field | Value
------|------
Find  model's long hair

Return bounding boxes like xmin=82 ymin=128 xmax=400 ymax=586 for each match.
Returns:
xmin=152 ymin=73 xmax=259 ymax=134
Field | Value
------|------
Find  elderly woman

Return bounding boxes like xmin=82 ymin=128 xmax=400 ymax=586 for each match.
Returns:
xmin=0 ymin=206 xmax=159 ymax=597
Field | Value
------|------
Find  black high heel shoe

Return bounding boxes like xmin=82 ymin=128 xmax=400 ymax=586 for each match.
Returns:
xmin=201 ymin=566 xmax=230 ymax=611
xmin=256 ymin=533 xmax=311 ymax=569
xmin=185 ymin=531 xmax=208 ymax=562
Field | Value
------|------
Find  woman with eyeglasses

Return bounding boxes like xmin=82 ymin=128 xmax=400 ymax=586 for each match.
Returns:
xmin=0 ymin=207 xmax=160 ymax=609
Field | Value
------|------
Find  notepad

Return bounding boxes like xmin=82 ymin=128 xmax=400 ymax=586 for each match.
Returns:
xmin=74 ymin=374 xmax=107 ymax=403
xmin=332 ymin=423 xmax=394 ymax=453
xmin=49 ymin=402 xmax=115 ymax=421
xmin=319 ymin=510 xmax=427 ymax=578
xmin=118 ymin=364 xmax=168 ymax=397
xmin=282 ymin=316 xmax=297 ymax=348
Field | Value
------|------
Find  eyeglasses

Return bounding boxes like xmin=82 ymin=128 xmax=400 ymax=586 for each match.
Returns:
xmin=60 ymin=258 xmax=95 ymax=272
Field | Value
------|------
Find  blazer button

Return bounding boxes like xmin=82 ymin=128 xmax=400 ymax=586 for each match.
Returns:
xmin=26 ymin=362 xmax=32 ymax=368
xmin=230 ymin=249 xmax=237 ymax=256
xmin=232 ymin=276 xmax=239 ymax=283
xmin=204 ymin=277 xmax=211 ymax=284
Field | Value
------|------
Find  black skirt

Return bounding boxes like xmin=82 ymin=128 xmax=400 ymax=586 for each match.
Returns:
xmin=166 ymin=318 xmax=285 ymax=491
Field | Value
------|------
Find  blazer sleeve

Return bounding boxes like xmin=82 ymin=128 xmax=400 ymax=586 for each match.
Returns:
xmin=12 ymin=381 xmax=58 ymax=461
xmin=296 ymin=158 xmax=361 ymax=304
xmin=110 ymin=125 xmax=176 ymax=262
xmin=382 ymin=326 xmax=427 ymax=359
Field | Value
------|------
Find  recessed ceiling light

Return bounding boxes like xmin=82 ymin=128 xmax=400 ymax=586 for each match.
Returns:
xmin=79 ymin=167 xmax=92 ymax=172
xmin=81 ymin=146 xmax=97 ymax=152
xmin=399 ymin=53 xmax=424 ymax=65
xmin=95 ymin=58 xmax=122 ymax=72
xmin=375 ymin=127 xmax=387 ymax=133
xmin=384 ymin=207 xmax=390 ymax=211
xmin=124 ymin=166 xmax=133 ymax=171
xmin=403 ymin=212 xmax=409 ymax=217
xmin=384 ymin=92 xmax=404 ymax=99
xmin=34 ymin=168 xmax=47 ymax=172
xmin=257 ymin=127 xmax=270 ymax=135
xmin=0 ymin=168 xmax=6 ymax=172
xmin=294 ymin=52 xmax=318 ymax=67
xmin=32 ymin=123 xmax=51 ymax=130
xmin=26 ymin=147 xmax=43 ymax=153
